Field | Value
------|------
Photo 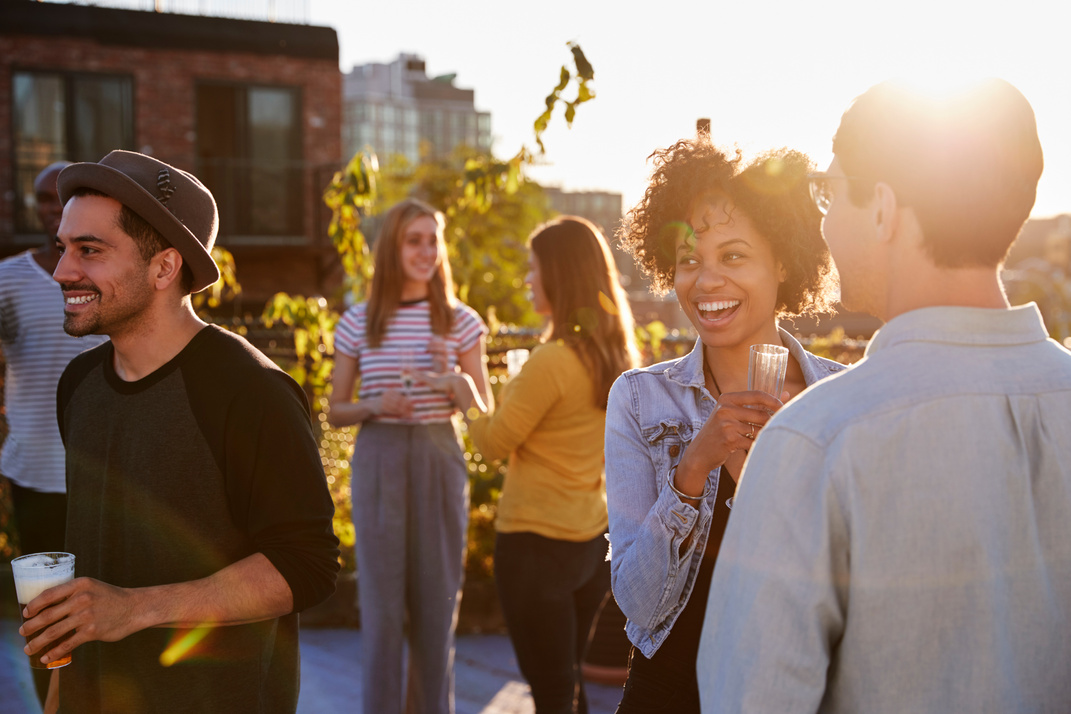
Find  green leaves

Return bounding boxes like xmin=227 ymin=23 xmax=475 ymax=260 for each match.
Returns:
xmin=635 ymin=320 xmax=669 ymax=361
xmin=530 ymin=41 xmax=597 ymax=155
xmin=571 ymin=43 xmax=594 ymax=81
xmin=323 ymin=152 xmax=378 ymax=298
xmin=261 ymin=294 xmax=338 ymax=392
xmin=192 ymin=247 xmax=242 ymax=312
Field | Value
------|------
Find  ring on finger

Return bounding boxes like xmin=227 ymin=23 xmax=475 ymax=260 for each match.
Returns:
xmin=746 ymin=424 xmax=756 ymax=440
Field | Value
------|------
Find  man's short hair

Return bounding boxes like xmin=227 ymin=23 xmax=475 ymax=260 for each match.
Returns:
xmin=71 ymin=187 xmax=195 ymax=294
xmin=833 ymin=79 xmax=1043 ymax=268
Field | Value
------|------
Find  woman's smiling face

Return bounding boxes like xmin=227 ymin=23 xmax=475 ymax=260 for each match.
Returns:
xmin=674 ymin=196 xmax=786 ymax=350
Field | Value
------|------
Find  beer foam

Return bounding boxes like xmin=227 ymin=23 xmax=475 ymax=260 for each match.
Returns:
xmin=12 ymin=555 xmax=74 ymax=605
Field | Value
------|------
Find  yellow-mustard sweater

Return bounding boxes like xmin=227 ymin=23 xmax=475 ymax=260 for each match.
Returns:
xmin=469 ymin=340 xmax=607 ymax=541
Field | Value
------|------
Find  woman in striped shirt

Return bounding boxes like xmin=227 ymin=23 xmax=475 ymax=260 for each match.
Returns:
xmin=328 ymin=198 xmax=492 ymax=714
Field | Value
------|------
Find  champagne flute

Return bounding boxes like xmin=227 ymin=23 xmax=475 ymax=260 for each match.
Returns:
xmin=747 ymin=344 xmax=789 ymax=400
xmin=733 ymin=344 xmax=789 ymax=510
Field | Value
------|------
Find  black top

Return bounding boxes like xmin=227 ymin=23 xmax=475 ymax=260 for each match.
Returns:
xmin=57 ymin=325 xmax=339 ymax=713
xmin=654 ymin=464 xmax=736 ymax=662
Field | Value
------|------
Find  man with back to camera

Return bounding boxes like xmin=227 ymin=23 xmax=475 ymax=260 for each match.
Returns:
xmin=17 ymin=150 xmax=340 ymax=713
xmin=0 ymin=162 xmax=107 ymax=705
xmin=696 ymin=79 xmax=1071 ymax=712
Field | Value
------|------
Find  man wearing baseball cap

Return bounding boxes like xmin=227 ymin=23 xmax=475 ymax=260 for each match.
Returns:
xmin=18 ymin=150 xmax=340 ymax=713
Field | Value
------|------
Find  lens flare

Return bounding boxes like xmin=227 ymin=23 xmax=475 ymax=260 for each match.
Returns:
xmin=159 ymin=625 xmax=213 ymax=667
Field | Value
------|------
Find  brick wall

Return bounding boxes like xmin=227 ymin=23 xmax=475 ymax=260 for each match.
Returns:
xmin=1 ymin=28 xmax=342 ymax=301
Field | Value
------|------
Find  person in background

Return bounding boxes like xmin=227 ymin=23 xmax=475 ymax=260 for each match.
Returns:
xmin=0 ymin=160 xmax=106 ymax=706
xmin=605 ymin=138 xmax=842 ymax=712
xmin=698 ymin=79 xmax=1071 ymax=712
xmin=462 ymin=217 xmax=637 ymax=714
xmin=328 ymin=198 xmax=492 ymax=714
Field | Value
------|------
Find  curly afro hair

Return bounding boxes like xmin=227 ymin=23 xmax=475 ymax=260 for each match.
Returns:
xmin=617 ymin=137 xmax=838 ymax=319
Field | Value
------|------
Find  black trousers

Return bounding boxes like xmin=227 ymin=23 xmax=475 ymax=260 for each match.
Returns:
xmin=495 ymin=531 xmax=610 ymax=714
xmin=8 ymin=478 xmax=68 ymax=707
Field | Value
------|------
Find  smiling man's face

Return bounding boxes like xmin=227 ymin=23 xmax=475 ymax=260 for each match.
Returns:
xmin=53 ymin=194 xmax=156 ymax=339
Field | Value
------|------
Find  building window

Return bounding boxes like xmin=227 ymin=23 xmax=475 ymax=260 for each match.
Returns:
xmin=12 ymin=71 xmax=134 ymax=234
xmin=195 ymin=83 xmax=303 ymax=239
xmin=477 ymin=114 xmax=492 ymax=151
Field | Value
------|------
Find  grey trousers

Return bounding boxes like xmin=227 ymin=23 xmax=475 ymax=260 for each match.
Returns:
xmin=352 ymin=421 xmax=470 ymax=714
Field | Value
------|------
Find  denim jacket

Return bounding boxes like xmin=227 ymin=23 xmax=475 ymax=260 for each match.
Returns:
xmin=605 ymin=329 xmax=846 ymax=657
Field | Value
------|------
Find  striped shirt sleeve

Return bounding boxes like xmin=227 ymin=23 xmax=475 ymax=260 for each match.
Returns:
xmin=452 ymin=303 xmax=488 ymax=353
xmin=334 ymin=304 xmax=365 ymax=360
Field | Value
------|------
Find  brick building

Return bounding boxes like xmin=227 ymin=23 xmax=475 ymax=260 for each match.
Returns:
xmin=0 ymin=0 xmax=343 ymax=305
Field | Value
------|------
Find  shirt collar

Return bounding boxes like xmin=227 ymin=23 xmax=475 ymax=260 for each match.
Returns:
xmin=664 ymin=327 xmax=841 ymax=390
xmin=866 ymin=303 xmax=1050 ymax=357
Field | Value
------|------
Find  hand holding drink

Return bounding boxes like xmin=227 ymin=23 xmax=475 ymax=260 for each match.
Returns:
xmin=12 ymin=552 xmax=76 ymax=670
xmin=675 ymin=345 xmax=788 ymax=499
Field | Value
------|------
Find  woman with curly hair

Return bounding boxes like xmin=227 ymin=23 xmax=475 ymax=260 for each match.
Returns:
xmin=605 ymin=137 xmax=843 ymax=712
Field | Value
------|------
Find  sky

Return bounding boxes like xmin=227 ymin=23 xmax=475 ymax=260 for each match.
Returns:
xmin=307 ymin=0 xmax=1071 ymax=218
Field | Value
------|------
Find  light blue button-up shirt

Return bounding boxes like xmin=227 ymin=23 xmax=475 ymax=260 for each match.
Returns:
xmin=605 ymin=329 xmax=845 ymax=658
xmin=698 ymin=304 xmax=1071 ymax=713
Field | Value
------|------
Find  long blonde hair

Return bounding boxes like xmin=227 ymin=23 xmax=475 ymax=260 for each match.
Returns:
xmin=530 ymin=216 xmax=638 ymax=408
xmin=366 ymin=198 xmax=455 ymax=347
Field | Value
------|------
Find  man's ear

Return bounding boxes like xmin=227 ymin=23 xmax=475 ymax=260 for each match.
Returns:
xmin=152 ymin=247 xmax=185 ymax=291
xmin=872 ymin=182 xmax=899 ymax=245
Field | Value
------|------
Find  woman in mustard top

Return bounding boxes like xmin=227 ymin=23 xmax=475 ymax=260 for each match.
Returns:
xmin=469 ymin=217 xmax=638 ymax=714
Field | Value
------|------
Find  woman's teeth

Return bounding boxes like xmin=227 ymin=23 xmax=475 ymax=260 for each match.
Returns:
xmin=697 ymin=300 xmax=739 ymax=312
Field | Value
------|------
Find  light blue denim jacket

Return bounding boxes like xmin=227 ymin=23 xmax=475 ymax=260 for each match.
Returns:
xmin=605 ymin=329 xmax=845 ymax=657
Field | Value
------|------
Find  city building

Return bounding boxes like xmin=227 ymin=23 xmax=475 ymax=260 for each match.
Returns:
xmin=0 ymin=0 xmax=342 ymax=304
xmin=343 ymin=54 xmax=491 ymax=165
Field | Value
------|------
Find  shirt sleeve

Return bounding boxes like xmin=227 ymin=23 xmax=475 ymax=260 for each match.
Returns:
xmin=468 ymin=343 xmax=563 ymax=462
xmin=0 ymin=263 xmax=17 ymax=343
xmin=452 ymin=304 xmax=488 ymax=354
xmin=604 ymin=373 xmax=715 ymax=634
xmin=224 ymin=370 xmax=341 ymax=613
xmin=333 ymin=304 xmax=364 ymax=360
xmin=696 ymin=426 xmax=849 ymax=713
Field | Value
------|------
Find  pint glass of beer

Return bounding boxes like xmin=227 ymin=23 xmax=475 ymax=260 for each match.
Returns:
xmin=11 ymin=552 xmax=75 ymax=669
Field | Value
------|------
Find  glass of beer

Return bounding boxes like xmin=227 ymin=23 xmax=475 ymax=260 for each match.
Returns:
xmin=11 ymin=552 xmax=75 ymax=669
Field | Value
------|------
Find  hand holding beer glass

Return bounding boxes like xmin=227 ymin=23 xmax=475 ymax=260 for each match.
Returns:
xmin=12 ymin=552 xmax=76 ymax=670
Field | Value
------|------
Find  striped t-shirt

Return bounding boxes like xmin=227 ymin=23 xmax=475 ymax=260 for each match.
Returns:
xmin=334 ymin=299 xmax=487 ymax=424
xmin=0 ymin=251 xmax=107 ymax=492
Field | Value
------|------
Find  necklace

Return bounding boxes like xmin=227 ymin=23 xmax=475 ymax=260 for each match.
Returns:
xmin=702 ymin=350 xmax=722 ymax=398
